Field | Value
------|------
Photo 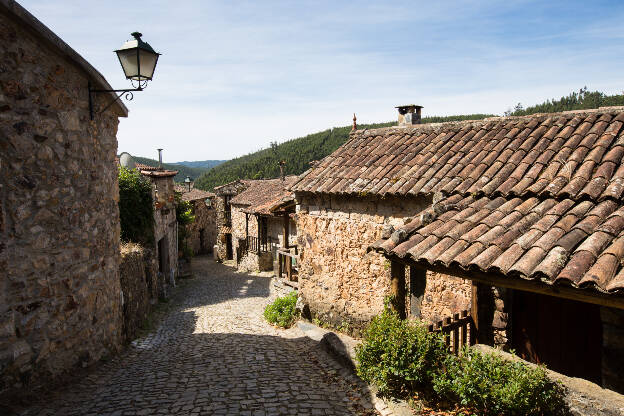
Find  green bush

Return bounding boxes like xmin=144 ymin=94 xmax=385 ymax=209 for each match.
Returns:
xmin=356 ymin=307 xmax=567 ymax=414
xmin=118 ymin=166 xmax=154 ymax=244
xmin=263 ymin=292 xmax=299 ymax=328
xmin=175 ymin=192 xmax=195 ymax=260
xmin=355 ymin=306 xmax=447 ymax=399
xmin=433 ymin=349 xmax=566 ymax=415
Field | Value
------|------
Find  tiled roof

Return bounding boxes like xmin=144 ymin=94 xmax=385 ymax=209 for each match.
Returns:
xmin=139 ymin=169 xmax=178 ymax=178
xmin=370 ymin=193 xmax=624 ymax=294
xmin=176 ymin=187 xmax=215 ymax=202
xmin=230 ymin=177 xmax=297 ymax=215
xmin=333 ymin=106 xmax=624 ymax=297
xmin=292 ymin=108 xmax=624 ymax=202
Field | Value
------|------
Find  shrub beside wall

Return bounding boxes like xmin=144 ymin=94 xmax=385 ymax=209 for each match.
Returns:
xmin=118 ymin=167 xmax=154 ymax=245
xmin=355 ymin=307 xmax=567 ymax=415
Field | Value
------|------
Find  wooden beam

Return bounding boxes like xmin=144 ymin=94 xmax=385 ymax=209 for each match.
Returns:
xmin=390 ymin=260 xmax=407 ymax=319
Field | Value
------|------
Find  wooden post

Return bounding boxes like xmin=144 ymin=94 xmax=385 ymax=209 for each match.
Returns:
xmin=409 ymin=266 xmax=426 ymax=319
xmin=283 ymin=214 xmax=289 ymax=249
xmin=245 ymin=213 xmax=249 ymax=239
xmin=390 ymin=261 xmax=406 ymax=319
xmin=461 ymin=310 xmax=468 ymax=348
xmin=452 ymin=313 xmax=460 ymax=355
xmin=278 ymin=252 xmax=282 ymax=278
xmin=256 ymin=215 xmax=261 ymax=253
xmin=471 ymin=281 xmax=479 ymax=345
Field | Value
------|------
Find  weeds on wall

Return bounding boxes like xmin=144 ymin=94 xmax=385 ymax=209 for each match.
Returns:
xmin=118 ymin=166 xmax=154 ymax=245
xmin=355 ymin=306 xmax=567 ymax=415
xmin=263 ymin=292 xmax=299 ymax=328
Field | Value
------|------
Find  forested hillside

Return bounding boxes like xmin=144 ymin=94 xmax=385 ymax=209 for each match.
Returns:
xmin=171 ymin=160 xmax=226 ymax=169
xmin=194 ymin=114 xmax=493 ymax=191
xmin=506 ymin=87 xmax=624 ymax=116
xmin=132 ymin=156 xmax=208 ymax=183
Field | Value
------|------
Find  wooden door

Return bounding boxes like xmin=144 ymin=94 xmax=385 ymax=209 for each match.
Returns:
xmin=512 ymin=290 xmax=602 ymax=384
xmin=225 ymin=233 xmax=233 ymax=260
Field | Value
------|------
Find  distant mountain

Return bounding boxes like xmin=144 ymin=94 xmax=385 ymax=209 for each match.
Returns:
xmin=193 ymin=113 xmax=495 ymax=191
xmin=171 ymin=160 xmax=226 ymax=169
xmin=131 ymin=156 xmax=209 ymax=183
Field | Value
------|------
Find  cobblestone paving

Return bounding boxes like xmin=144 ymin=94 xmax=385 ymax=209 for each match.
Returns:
xmin=20 ymin=256 xmax=380 ymax=416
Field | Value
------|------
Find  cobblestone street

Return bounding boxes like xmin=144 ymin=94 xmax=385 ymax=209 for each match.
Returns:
xmin=18 ymin=256 xmax=380 ymax=416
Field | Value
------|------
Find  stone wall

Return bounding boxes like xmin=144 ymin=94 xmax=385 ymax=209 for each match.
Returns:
xmin=150 ymin=176 xmax=177 ymax=294
xmin=413 ymin=271 xmax=472 ymax=325
xmin=0 ymin=8 xmax=123 ymax=392
xmin=185 ymin=198 xmax=216 ymax=255
xmin=119 ymin=243 xmax=157 ymax=342
xmin=214 ymin=181 xmax=249 ymax=261
xmin=296 ymin=193 xmax=437 ymax=333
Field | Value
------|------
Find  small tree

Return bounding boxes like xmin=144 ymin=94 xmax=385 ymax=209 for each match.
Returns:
xmin=175 ymin=192 xmax=195 ymax=260
xmin=118 ymin=167 xmax=154 ymax=244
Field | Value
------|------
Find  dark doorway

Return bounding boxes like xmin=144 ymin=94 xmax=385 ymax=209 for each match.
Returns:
xmin=225 ymin=233 xmax=233 ymax=260
xmin=512 ymin=290 xmax=602 ymax=384
xmin=199 ymin=228 xmax=205 ymax=253
xmin=158 ymin=237 xmax=169 ymax=276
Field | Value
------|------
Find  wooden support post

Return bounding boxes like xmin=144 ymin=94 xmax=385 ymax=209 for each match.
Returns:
xmin=245 ymin=213 xmax=249 ymax=239
xmin=256 ymin=215 xmax=261 ymax=253
xmin=390 ymin=260 xmax=406 ymax=320
xmin=283 ymin=214 xmax=289 ymax=249
xmin=461 ymin=310 xmax=468 ymax=348
xmin=278 ymin=252 xmax=282 ymax=278
xmin=409 ymin=266 xmax=426 ymax=319
xmin=471 ymin=282 xmax=478 ymax=344
xmin=452 ymin=313 xmax=460 ymax=355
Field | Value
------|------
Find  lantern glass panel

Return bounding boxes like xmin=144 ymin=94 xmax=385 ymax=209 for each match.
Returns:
xmin=137 ymin=49 xmax=159 ymax=80
xmin=116 ymin=48 xmax=139 ymax=79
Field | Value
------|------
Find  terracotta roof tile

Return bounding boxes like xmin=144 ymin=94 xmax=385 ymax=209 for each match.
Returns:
xmin=230 ymin=177 xmax=297 ymax=215
xmin=293 ymin=108 xmax=624 ymax=203
xmin=371 ymin=192 xmax=624 ymax=294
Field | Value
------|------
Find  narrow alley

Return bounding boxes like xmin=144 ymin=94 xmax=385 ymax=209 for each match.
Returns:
xmin=16 ymin=257 xmax=379 ymax=416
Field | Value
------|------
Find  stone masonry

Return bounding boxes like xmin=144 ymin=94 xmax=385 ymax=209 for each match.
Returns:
xmin=0 ymin=1 xmax=126 ymax=394
xmin=295 ymin=193 xmax=471 ymax=334
xmin=186 ymin=195 xmax=216 ymax=255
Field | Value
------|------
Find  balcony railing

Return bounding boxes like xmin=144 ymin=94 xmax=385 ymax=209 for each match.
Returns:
xmin=237 ymin=236 xmax=274 ymax=259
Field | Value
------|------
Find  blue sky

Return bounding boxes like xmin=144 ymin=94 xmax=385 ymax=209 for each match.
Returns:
xmin=20 ymin=0 xmax=624 ymax=162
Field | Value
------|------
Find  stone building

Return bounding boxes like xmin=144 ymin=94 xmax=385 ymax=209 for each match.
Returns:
xmin=0 ymin=0 xmax=128 ymax=393
xmin=137 ymin=165 xmax=179 ymax=294
xmin=175 ymin=184 xmax=216 ymax=255
xmin=291 ymin=108 xmax=470 ymax=332
xmin=214 ymin=179 xmax=251 ymax=261
xmin=294 ymin=104 xmax=624 ymax=392
xmin=229 ymin=177 xmax=298 ymax=272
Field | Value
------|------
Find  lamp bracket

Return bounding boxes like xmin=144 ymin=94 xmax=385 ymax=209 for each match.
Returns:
xmin=88 ymin=81 xmax=145 ymax=120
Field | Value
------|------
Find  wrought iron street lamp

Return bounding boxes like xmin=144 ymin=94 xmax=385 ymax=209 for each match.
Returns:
xmin=185 ymin=176 xmax=192 ymax=192
xmin=88 ymin=32 xmax=161 ymax=119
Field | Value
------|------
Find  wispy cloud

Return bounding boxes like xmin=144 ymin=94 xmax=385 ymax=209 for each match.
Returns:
xmin=19 ymin=0 xmax=624 ymax=161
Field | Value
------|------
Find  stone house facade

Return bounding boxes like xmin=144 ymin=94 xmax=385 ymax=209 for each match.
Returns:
xmin=214 ymin=179 xmax=251 ymax=261
xmin=229 ymin=177 xmax=297 ymax=273
xmin=139 ymin=168 xmax=179 ymax=296
xmin=295 ymin=104 xmax=624 ymax=392
xmin=175 ymin=185 xmax=216 ymax=255
xmin=0 ymin=0 xmax=128 ymax=393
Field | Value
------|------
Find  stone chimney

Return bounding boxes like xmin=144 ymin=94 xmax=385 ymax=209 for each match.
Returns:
xmin=396 ymin=105 xmax=423 ymax=126
xmin=157 ymin=148 xmax=163 ymax=169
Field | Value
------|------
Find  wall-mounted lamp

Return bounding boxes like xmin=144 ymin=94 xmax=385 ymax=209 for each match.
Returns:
xmin=88 ymin=32 xmax=161 ymax=119
xmin=185 ymin=176 xmax=192 ymax=192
